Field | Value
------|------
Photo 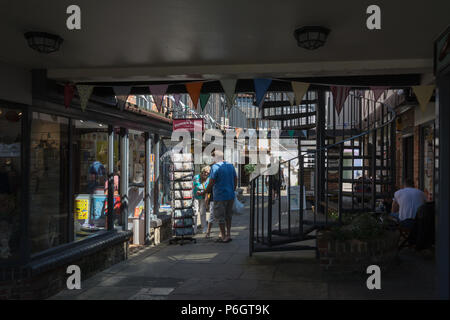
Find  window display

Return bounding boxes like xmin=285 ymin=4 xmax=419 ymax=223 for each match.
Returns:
xmin=29 ymin=113 xmax=69 ymax=254
xmin=73 ymin=120 xmax=117 ymax=240
xmin=421 ymin=124 xmax=434 ymax=201
xmin=0 ymin=108 xmax=22 ymax=261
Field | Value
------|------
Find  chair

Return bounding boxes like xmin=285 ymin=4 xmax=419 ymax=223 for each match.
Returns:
xmin=398 ymin=202 xmax=435 ymax=251
xmin=398 ymin=218 xmax=415 ymax=250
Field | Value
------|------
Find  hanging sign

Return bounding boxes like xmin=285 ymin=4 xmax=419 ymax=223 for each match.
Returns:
xmin=173 ymin=118 xmax=204 ymax=132
xmin=435 ymin=25 xmax=450 ymax=76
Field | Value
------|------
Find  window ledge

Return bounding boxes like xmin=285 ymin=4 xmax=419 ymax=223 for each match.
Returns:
xmin=28 ymin=230 xmax=132 ymax=277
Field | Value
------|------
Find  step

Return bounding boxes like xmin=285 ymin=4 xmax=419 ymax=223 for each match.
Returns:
xmin=262 ymin=100 xmax=318 ymax=108
xmin=324 ymin=178 xmax=392 ymax=184
xmin=263 ymin=111 xmax=316 ymax=121
xmin=283 ymin=123 xmax=317 ymax=130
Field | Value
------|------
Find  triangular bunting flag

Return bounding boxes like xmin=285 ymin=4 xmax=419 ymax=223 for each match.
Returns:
xmin=254 ymin=79 xmax=272 ymax=107
xmin=288 ymin=130 xmax=295 ymax=137
xmin=331 ymin=86 xmax=351 ymax=115
xmin=286 ymin=92 xmax=295 ymax=106
xmin=113 ymin=86 xmax=132 ymax=111
xmin=220 ymin=79 xmax=238 ymax=108
xmin=199 ymin=93 xmax=211 ymax=111
xmin=186 ymin=82 xmax=203 ymax=109
xmin=64 ymin=83 xmax=75 ymax=109
xmin=173 ymin=93 xmax=181 ymax=107
xmin=291 ymin=82 xmax=310 ymax=105
xmin=370 ymin=86 xmax=390 ymax=102
xmin=149 ymin=84 xmax=169 ymax=112
xmin=235 ymin=127 xmax=243 ymax=138
xmin=412 ymin=85 xmax=435 ymax=113
xmin=76 ymin=85 xmax=94 ymax=112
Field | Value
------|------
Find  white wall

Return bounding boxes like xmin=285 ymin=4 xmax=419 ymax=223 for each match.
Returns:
xmin=0 ymin=62 xmax=31 ymax=105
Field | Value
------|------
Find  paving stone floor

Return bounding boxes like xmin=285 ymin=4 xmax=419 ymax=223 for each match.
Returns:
xmin=51 ymin=196 xmax=437 ymax=300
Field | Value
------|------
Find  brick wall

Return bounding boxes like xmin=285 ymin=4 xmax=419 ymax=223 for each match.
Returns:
xmin=0 ymin=241 xmax=128 ymax=300
xmin=317 ymin=231 xmax=399 ymax=274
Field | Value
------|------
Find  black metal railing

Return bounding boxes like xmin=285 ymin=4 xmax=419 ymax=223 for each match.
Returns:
xmin=249 ymin=90 xmax=397 ymax=256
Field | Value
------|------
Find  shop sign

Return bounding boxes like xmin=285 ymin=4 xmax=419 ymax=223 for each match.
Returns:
xmin=435 ymin=25 xmax=450 ymax=76
xmin=173 ymin=118 xmax=204 ymax=132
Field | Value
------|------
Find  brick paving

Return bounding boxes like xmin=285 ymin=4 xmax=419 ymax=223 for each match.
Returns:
xmin=50 ymin=195 xmax=437 ymax=300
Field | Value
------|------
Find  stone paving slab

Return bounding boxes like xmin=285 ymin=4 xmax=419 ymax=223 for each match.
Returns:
xmin=50 ymin=195 xmax=437 ymax=300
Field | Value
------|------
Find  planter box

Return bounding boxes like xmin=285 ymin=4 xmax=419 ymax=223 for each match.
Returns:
xmin=317 ymin=230 xmax=399 ymax=274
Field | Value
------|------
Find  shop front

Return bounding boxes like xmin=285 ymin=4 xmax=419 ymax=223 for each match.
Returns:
xmin=0 ymin=80 xmax=172 ymax=299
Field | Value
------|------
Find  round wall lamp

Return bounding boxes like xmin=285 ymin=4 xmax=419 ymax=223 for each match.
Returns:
xmin=294 ymin=26 xmax=330 ymax=50
xmin=24 ymin=32 xmax=63 ymax=53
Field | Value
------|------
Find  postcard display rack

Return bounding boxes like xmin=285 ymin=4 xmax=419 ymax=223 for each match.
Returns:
xmin=169 ymin=152 xmax=197 ymax=245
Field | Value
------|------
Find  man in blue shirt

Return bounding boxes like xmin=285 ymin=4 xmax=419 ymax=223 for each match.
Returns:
xmin=206 ymin=150 xmax=237 ymax=243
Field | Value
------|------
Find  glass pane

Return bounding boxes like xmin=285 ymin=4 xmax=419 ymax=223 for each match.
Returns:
xmin=0 ymin=108 xmax=22 ymax=261
xmin=128 ymin=130 xmax=145 ymax=220
xmin=29 ymin=113 xmax=69 ymax=254
xmin=73 ymin=120 xmax=109 ymax=240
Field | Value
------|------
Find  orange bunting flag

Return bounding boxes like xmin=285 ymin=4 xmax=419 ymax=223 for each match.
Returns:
xmin=186 ymin=82 xmax=204 ymax=109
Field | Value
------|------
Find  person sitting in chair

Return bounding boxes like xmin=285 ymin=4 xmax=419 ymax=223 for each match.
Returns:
xmin=391 ymin=178 xmax=426 ymax=228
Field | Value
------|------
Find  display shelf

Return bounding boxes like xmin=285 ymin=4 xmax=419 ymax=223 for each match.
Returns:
xmin=169 ymin=152 xmax=196 ymax=245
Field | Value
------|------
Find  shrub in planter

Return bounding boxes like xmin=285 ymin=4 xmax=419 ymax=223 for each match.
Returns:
xmin=317 ymin=213 xmax=399 ymax=274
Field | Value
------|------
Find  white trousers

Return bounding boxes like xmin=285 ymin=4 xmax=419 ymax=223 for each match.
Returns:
xmin=193 ymin=198 xmax=207 ymax=233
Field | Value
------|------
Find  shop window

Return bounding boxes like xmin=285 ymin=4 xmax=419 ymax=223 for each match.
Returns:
xmin=421 ymin=123 xmax=435 ymax=201
xmin=29 ymin=113 xmax=69 ymax=254
xmin=73 ymin=120 xmax=118 ymax=241
xmin=0 ymin=108 xmax=22 ymax=261
xmin=128 ymin=130 xmax=145 ymax=219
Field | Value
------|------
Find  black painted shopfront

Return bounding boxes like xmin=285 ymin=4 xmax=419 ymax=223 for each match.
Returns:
xmin=0 ymin=74 xmax=172 ymax=298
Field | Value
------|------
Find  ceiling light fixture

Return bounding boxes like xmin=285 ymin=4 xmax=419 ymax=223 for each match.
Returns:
xmin=294 ymin=26 xmax=330 ymax=50
xmin=24 ymin=32 xmax=63 ymax=53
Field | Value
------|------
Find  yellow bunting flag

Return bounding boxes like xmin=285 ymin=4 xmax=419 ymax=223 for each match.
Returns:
xmin=76 ymin=85 xmax=94 ymax=112
xmin=291 ymin=82 xmax=310 ymax=105
xmin=186 ymin=82 xmax=203 ymax=109
xmin=412 ymin=85 xmax=435 ymax=113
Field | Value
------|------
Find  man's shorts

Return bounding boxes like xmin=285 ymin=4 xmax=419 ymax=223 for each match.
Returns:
xmin=213 ymin=199 xmax=234 ymax=224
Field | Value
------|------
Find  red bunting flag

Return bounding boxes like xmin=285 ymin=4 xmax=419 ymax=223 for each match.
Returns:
xmin=149 ymin=84 xmax=169 ymax=112
xmin=64 ymin=83 xmax=75 ymax=109
xmin=370 ymin=86 xmax=390 ymax=102
xmin=331 ymin=86 xmax=351 ymax=115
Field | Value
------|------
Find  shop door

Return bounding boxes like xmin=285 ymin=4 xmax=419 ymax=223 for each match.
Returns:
xmin=403 ymin=136 xmax=414 ymax=182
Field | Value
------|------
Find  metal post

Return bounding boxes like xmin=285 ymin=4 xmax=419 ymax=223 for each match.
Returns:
xmin=299 ymin=156 xmax=304 ymax=237
xmin=436 ymin=72 xmax=450 ymax=299
xmin=68 ymin=119 xmax=74 ymax=242
xmin=268 ymin=175 xmax=272 ymax=246
xmin=145 ymin=132 xmax=152 ymax=243
xmin=107 ymin=125 xmax=115 ymax=231
xmin=153 ymin=134 xmax=160 ymax=216
xmin=120 ymin=128 xmax=129 ymax=230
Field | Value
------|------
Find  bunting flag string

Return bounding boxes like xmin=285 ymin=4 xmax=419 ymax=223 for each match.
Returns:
xmin=412 ymin=85 xmax=435 ymax=113
xmin=76 ymin=85 xmax=94 ymax=112
xmin=113 ymin=86 xmax=132 ymax=111
xmin=149 ymin=84 xmax=169 ymax=112
xmin=199 ymin=93 xmax=211 ymax=111
xmin=331 ymin=86 xmax=351 ymax=115
xmin=64 ymin=83 xmax=75 ymax=109
xmin=220 ymin=79 xmax=238 ymax=109
xmin=291 ymin=82 xmax=310 ymax=106
xmin=186 ymin=82 xmax=204 ymax=109
xmin=370 ymin=86 xmax=390 ymax=102
xmin=254 ymin=79 xmax=272 ymax=108
xmin=173 ymin=93 xmax=182 ymax=107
